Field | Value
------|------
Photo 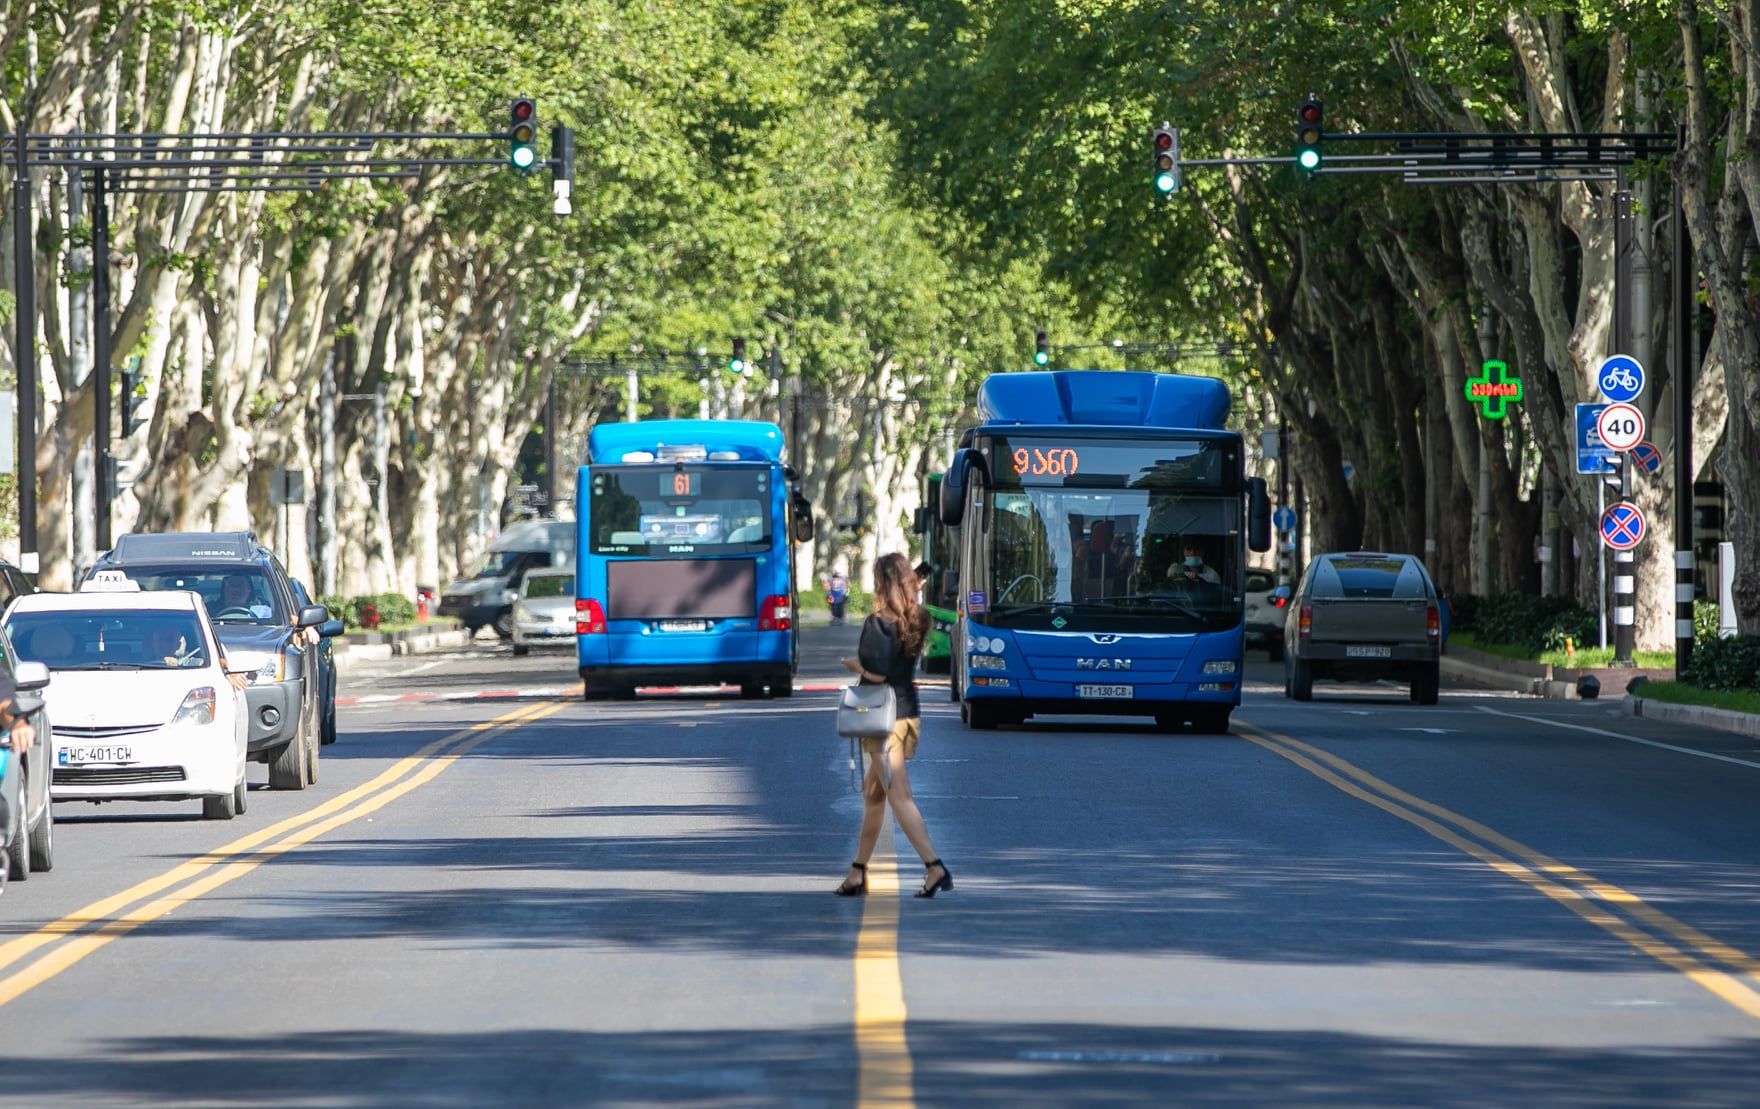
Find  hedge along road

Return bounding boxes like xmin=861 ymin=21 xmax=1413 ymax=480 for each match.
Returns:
xmin=2 ymin=635 xmax=1760 ymax=1104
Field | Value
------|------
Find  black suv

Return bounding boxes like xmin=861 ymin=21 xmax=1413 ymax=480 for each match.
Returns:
xmin=85 ymin=533 xmax=338 ymax=790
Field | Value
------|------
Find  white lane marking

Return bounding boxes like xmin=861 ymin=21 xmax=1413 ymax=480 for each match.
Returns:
xmin=1399 ymin=728 xmax=1456 ymax=734
xmin=1474 ymin=706 xmax=1760 ymax=771
xmin=400 ymin=659 xmax=449 ymax=676
xmin=1019 ymin=1050 xmax=1222 ymax=1066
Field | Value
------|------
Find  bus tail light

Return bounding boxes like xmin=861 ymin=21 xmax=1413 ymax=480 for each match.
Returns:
xmin=1427 ymin=604 xmax=1440 ymax=641
xmin=575 ymin=598 xmax=607 ymax=635
xmin=1299 ymin=604 xmax=1312 ymax=639
xmin=759 ymin=594 xmax=792 ymax=631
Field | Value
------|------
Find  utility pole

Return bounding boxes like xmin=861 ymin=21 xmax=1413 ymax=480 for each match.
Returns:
xmin=1671 ymin=166 xmax=1695 ymax=674
xmin=1475 ymin=310 xmax=1496 ymax=595
xmin=319 ymin=351 xmax=337 ymax=595
xmin=66 ymin=170 xmax=93 ymax=571
xmin=541 ymin=376 xmax=557 ymax=516
xmin=623 ymin=357 xmax=638 ymax=423
xmin=11 ymin=119 xmax=37 ymax=572
xmin=90 ymin=166 xmax=113 ymax=550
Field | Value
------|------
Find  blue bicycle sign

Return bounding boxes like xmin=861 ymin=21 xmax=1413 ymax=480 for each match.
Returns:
xmin=1596 ymin=354 xmax=1645 ymax=404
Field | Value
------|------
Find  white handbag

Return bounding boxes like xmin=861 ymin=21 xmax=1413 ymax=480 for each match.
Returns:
xmin=836 ymin=681 xmax=897 ymax=739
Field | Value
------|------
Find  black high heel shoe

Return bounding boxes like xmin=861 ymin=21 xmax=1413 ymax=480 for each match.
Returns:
xmin=834 ymin=862 xmax=868 ymax=897
xmin=915 ymin=859 xmax=953 ymax=898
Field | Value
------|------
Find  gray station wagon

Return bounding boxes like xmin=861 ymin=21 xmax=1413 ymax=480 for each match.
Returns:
xmin=1283 ymin=552 xmax=1441 ymax=704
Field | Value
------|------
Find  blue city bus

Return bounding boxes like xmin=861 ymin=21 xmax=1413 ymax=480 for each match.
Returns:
xmin=938 ymin=371 xmax=1271 ymax=732
xmin=575 ymin=419 xmax=813 ymax=700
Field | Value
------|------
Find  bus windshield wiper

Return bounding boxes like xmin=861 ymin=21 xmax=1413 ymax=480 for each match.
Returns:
xmin=993 ymin=601 xmax=1069 ymax=616
xmin=1090 ymin=595 xmax=1206 ymax=623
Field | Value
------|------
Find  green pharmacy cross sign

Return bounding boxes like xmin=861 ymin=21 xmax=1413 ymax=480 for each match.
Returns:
xmin=1466 ymin=360 xmax=1523 ymax=420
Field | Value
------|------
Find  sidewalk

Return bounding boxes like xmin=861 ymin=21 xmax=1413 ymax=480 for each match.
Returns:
xmin=1440 ymin=644 xmax=1670 ymax=700
xmin=331 ymin=625 xmax=473 ymax=669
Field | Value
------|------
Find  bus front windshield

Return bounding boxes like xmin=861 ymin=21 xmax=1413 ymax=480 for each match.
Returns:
xmin=987 ymin=488 xmax=1240 ymax=633
xmin=590 ymin=465 xmax=773 ymax=556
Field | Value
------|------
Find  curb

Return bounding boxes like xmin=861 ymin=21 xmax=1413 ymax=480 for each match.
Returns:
xmin=336 ymin=680 xmax=850 ymax=707
xmin=1440 ymin=655 xmax=1578 ymax=699
xmin=1629 ymin=697 xmax=1760 ymax=739
xmin=333 ymin=628 xmax=473 ymax=670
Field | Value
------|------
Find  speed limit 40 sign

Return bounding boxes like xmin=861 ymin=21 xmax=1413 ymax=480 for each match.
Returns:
xmin=1596 ymin=402 xmax=1646 ymax=452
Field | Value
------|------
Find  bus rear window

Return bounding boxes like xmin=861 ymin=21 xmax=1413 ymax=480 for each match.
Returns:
xmin=590 ymin=466 xmax=772 ymax=556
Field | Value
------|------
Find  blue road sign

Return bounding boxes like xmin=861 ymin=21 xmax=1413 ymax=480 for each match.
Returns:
xmin=1630 ymin=440 xmax=1663 ymax=475
xmin=1600 ymin=502 xmax=1647 ymax=550
xmin=1273 ymin=506 xmax=1296 ymax=533
xmin=1575 ymin=403 xmax=1617 ymax=475
xmin=1596 ymin=354 xmax=1645 ymax=404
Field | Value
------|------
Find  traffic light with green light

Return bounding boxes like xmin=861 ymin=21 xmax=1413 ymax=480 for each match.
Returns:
xmin=1294 ymin=96 xmax=1323 ymax=174
xmin=729 ymin=338 xmax=748 ymax=375
xmin=509 ymin=96 xmax=538 ymax=172
xmin=1034 ymin=329 xmax=1050 ymax=366
xmin=1151 ymin=124 xmax=1180 ymax=195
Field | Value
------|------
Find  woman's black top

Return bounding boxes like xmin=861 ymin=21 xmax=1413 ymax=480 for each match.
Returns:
xmin=857 ymin=613 xmax=921 ymax=719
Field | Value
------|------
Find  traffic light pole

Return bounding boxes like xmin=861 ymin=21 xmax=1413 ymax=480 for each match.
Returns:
xmin=7 ymin=117 xmax=571 ymax=567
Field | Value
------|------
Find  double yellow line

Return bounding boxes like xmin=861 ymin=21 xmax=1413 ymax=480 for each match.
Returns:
xmin=0 ymin=700 xmax=563 ymax=1009
xmin=1235 ymin=719 xmax=1760 ymax=1022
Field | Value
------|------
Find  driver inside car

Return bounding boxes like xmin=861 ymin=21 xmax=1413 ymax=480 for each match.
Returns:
xmin=219 ymin=574 xmax=274 ymax=620
xmin=148 ymin=625 xmax=204 ymax=668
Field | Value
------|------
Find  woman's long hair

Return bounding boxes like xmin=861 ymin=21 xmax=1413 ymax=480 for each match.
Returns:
xmin=872 ymin=552 xmax=929 ymax=657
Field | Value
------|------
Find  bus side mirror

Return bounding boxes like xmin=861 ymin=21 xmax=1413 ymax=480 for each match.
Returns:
xmin=940 ymin=449 xmax=983 ymax=528
xmin=912 ymin=507 xmax=927 ymax=534
xmin=1247 ymin=477 xmax=1271 ymax=553
xmin=791 ymin=494 xmax=815 ymax=543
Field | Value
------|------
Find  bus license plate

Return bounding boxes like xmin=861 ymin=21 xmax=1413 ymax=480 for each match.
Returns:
xmin=60 ymin=745 xmax=135 ymax=766
xmin=1346 ymin=645 xmax=1392 ymax=659
xmin=658 ymin=620 xmax=709 ymax=633
xmin=1077 ymin=684 xmax=1133 ymax=700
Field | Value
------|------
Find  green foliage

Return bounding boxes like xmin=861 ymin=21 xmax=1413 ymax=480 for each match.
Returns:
xmin=1693 ymin=600 xmax=1722 ymax=644
xmin=1681 ymin=635 xmax=1760 ymax=694
xmin=1451 ymin=594 xmax=1597 ymax=655
xmin=319 ymin=592 xmax=419 ymax=631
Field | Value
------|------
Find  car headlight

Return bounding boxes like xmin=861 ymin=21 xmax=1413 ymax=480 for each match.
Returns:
xmin=172 ymin=686 xmax=218 ymax=726
xmin=514 ymin=603 xmax=533 ymax=622
xmin=1202 ymin=659 xmax=1239 ymax=675
xmin=253 ymin=656 xmax=285 ymax=685
xmin=968 ymin=654 xmax=1007 ymax=671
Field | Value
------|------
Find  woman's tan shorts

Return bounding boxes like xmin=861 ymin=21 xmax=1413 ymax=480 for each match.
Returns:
xmin=861 ymin=716 xmax=921 ymax=761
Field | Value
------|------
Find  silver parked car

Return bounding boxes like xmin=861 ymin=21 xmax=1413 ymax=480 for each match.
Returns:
xmin=1283 ymin=552 xmax=1442 ymax=704
xmin=511 ymin=568 xmax=576 ymax=657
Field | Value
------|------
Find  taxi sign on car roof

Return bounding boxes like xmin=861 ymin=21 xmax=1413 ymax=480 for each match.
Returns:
xmin=79 ymin=570 xmax=142 ymax=593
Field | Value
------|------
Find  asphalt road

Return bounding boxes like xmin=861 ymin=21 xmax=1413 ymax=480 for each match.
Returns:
xmin=3 ymin=628 xmax=1759 ymax=1105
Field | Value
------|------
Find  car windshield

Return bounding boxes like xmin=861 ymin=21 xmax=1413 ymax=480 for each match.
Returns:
xmin=471 ymin=550 xmax=527 ymax=579
xmin=8 ymin=610 xmax=210 ymax=670
xmin=115 ymin=566 xmax=284 ymax=625
xmin=1325 ymin=556 xmax=1410 ymax=598
xmin=524 ymin=574 xmax=574 ymax=599
xmin=589 ymin=465 xmax=772 ymax=555
xmin=986 ymin=487 xmax=1240 ymax=632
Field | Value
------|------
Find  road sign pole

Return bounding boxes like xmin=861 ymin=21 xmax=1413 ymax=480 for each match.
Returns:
xmin=1613 ymin=455 xmax=1636 ymax=669
xmin=1598 ymin=479 xmax=1608 ymax=650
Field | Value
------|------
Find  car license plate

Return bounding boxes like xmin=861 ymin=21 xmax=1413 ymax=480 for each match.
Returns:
xmin=1346 ymin=645 xmax=1392 ymax=659
xmin=658 ymin=620 xmax=709 ymax=632
xmin=1077 ymin=684 xmax=1133 ymax=699
xmin=59 ymin=745 xmax=135 ymax=766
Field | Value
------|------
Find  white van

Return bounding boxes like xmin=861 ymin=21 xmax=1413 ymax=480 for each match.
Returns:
xmin=438 ymin=520 xmax=576 ymax=639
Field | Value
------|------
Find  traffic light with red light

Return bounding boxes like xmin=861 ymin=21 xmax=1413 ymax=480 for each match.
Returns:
xmin=1151 ymin=124 xmax=1180 ymax=195
xmin=509 ymin=96 xmax=538 ymax=172
xmin=1294 ymin=96 xmax=1324 ymax=173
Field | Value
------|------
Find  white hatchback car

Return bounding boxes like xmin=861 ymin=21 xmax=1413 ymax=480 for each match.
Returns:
xmin=4 ymin=575 xmax=249 ymax=819
xmin=510 ymin=567 xmax=576 ymax=657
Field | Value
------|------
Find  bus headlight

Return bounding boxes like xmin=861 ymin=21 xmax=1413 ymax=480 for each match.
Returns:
xmin=1201 ymin=660 xmax=1239 ymax=675
xmin=968 ymin=655 xmax=1007 ymax=671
